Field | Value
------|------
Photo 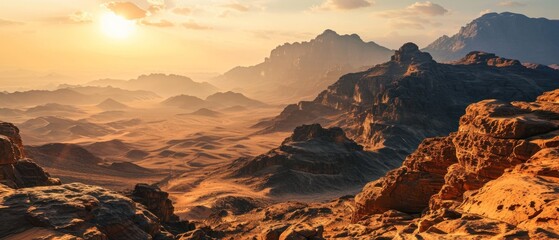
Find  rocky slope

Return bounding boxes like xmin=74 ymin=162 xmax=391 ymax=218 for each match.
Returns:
xmin=227 ymin=124 xmax=398 ymax=195
xmin=258 ymin=42 xmax=559 ymax=168
xmin=190 ymin=89 xmax=559 ymax=240
xmin=351 ymin=89 xmax=559 ymax=238
xmin=424 ymin=12 xmax=559 ymax=65
xmin=213 ymin=29 xmax=392 ymax=102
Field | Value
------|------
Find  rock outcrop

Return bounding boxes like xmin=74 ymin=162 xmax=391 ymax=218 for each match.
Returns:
xmin=258 ymin=42 xmax=559 ymax=169
xmin=0 ymin=122 xmax=59 ymax=188
xmin=352 ymin=89 xmax=559 ymax=238
xmin=130 ymin=183 xmax=180 ymax=223
xmin=129 ymin=184 xmax=196 ymax=235
xmin=227 ymin=124 xmax=398 ymax=195
xmin=0 ymin=183 xmax=173 ymax=239
xmin=424 ymin=12 xmax=559 ymax=65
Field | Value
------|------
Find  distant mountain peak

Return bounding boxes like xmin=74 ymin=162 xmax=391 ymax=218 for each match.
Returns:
xmin=314 ymin=29 xmax=363 ymax=42
xmin=97 ymin=98 xmax=128 ymax=110
xmin=424 ymin=12 xmax=559 ymax=65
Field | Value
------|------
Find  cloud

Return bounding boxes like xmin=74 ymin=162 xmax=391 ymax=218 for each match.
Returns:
xmin=0 ymin=18 xmax=23 ymax=26
xmin=172 ymin=7 xmax=192 ymax=15
xmin=182 ymin=20 xmax=212 ymax=30
xmin=313 ymin=0 xmax=374 ymax=11
xmin=147 ymin=0 xmax=165 ymax=5
xmin=379 ymin=1 xmax=448 ymax=18
xmin=497 ymin=1 xmax=526 ymax=7
xmin=104 ymin=1 xmax=147 ymax=20
xmin=223 ymin=3 xmax=250 ymax=12
xmin=406 ymin=1 xmax=448 ymax=16
xmin=142 ymin=19 xmax=174 ymax=27
xmin=479 ymin=9 xmax=493 ymax=16
xmin=69 ymin=11 xmax=93 ymax=23
xmin=376 ymin=2 xmax=448 ymax=30
xmin=43 ymin=11 xmax=92 ymax=25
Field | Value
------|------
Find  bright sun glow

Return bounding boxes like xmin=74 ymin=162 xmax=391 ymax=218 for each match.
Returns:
xmin=100 ymin=12 xmax=136 ymax=39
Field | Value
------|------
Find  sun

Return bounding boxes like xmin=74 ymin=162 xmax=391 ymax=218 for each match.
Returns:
xmin=100 ymin=12 xmax=136 ymax=39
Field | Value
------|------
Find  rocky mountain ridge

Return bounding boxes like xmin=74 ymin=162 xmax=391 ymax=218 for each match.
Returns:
xmin=258 ymin=42 xmax=559 ymax=169
xmin=424 ymin=12 xmax=559 ymax=65
xmin=213 ymin=29 xmax=393 ymax=102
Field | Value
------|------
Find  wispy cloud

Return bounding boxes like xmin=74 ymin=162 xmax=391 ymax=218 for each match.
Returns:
xmin=376 ymin=1 xmax=448 ymax=29
xmin=406 ymin=1 xmax=448 ymax=16
xmin=142 ymin=19 xmax=174 ymax=27
xmin=0 ymin=18 xmax=23 ymax=26
xmin=104 ymin=1 xmax=147 ymax=20
xmin=173 ymin=7 xmax=192 ymax=16
xmin=182 ymin=20 xmax=212 ymax=30
xmin=312 ymin=0 xmax=374 ymax=11
xmin=223 ymin=2 xmax=251 ymax=12
xmin=497 ymin=1 xmax=526 ymax=7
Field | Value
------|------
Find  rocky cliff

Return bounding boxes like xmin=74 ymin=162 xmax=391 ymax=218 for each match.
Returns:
xmin=227 ymin=124 xmax=398 ymax=195
xmin=0 ymin=122 xmax=60 ymax=188
xmin=258 ymin=42 xmax=559 ymax=167
xmin=352 ymin=89 xmax=559 ymax=238
xmin=424 ymin=12 xmax=559 ymax=65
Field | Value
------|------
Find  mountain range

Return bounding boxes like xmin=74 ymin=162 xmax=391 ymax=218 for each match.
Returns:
xmin=212 ymin=29 xmax=393 ymax=102
xmin=88 ymin=73 xmax=219 ymax=98
xmin=424 ymin=12 xmax=559 ymax=65
xmin=256 ymin=43 xmax=559 ymax=169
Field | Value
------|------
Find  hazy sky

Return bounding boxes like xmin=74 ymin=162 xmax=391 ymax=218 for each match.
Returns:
xmin=0 ymin=0 xmax=558 ymax=81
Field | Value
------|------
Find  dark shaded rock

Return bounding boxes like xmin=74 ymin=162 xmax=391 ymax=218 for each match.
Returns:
xmin=228 ymin=124 xmax=396 ymax=195
xmin=130 ymin=183 xmax=179 ymax=223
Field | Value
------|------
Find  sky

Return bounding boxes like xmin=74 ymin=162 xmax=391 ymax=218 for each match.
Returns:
xmin=0 ymin=0 xmax=558 ymax=82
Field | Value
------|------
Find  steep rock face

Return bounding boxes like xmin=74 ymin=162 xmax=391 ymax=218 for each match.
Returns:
xmin=0 ymin=183 xmax=171 ymax=239
xmin=260 ymin=42 xmax=559 ymax=166
xmin=424 ymin=12 xmax=559 ymax=65
xmin=352 ymin=89 xmax=559 ymax=238
xmin=130 ymin=183 xmax=179 ymax=223
xmin=0 ymin=122 xmax=24 ymax=163
xmin=353 ymin=136 xmax=457 ymax=218
xmin=228 ymin=124 xmax=398 ymax=195
xmin=0 ymin=122 xmax=59 ymax=188
xmin=213 ymin=30 xmax=392 ymax=102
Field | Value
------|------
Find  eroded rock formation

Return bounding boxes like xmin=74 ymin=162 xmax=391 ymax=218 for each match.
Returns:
xmin=352 ymin=89 xmax=559 ymax=238
xmin=228 ymin=124 xmax=398 ymax=195
xmin=0 ymin=122 xmax=60 ymax=188
xmin=259 ymin=43 xmax=559 ymax=169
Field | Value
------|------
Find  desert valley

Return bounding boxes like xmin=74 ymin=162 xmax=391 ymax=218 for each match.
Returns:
xmin=1 ymin=1 xmax=559 ymax=240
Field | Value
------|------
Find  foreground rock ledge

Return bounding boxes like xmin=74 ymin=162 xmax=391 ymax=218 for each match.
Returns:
xmin=352 ymin=89 xmax=559 ymax=238
xmin=0 ymin=182 xmax=169 ymax=239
